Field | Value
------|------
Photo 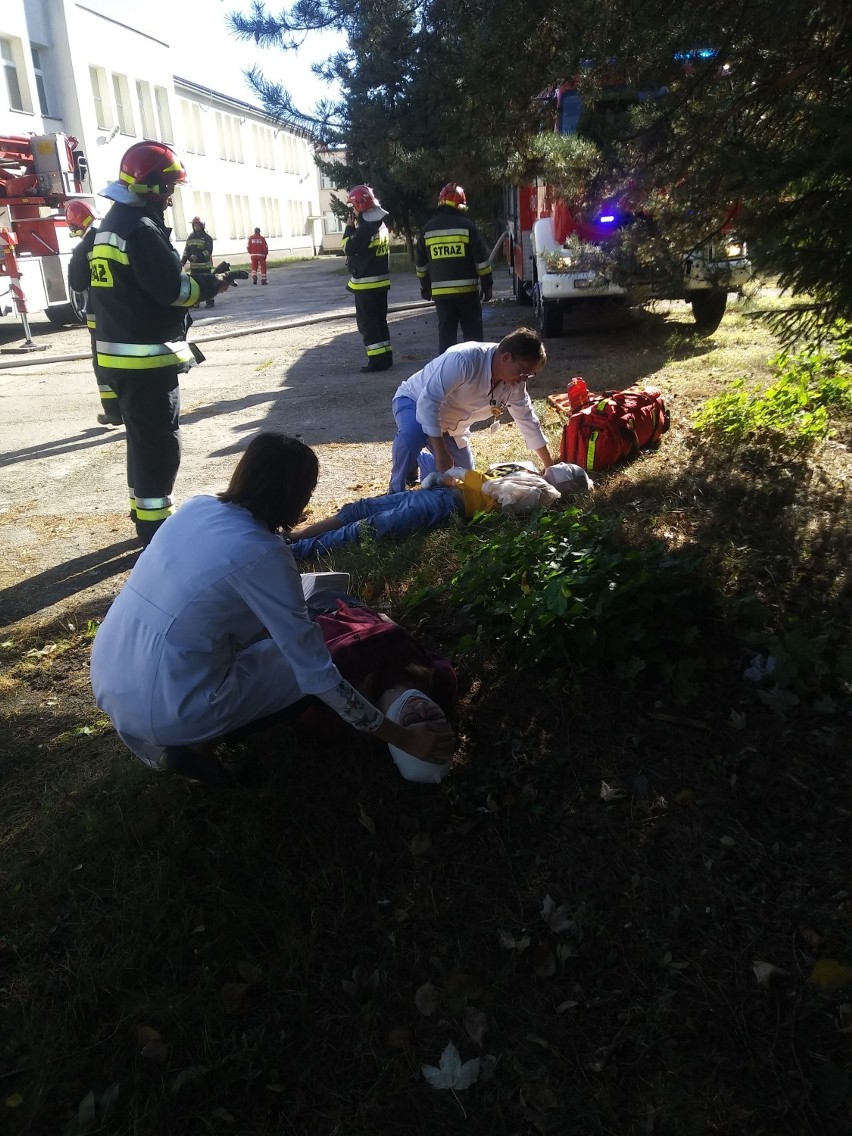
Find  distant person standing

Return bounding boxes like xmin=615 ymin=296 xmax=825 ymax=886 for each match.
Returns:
xmin=415 ymin=183 xmax=493 ymax=354
xmin=181 ymin=216 xmax=215 ymax=308
xmin=247 ymin=227 xmax=269 ymax=284
xmin=342 ymin=185 xmax=392 ymax=373
xmin=66 ymin=199 xmax=123 ymax=427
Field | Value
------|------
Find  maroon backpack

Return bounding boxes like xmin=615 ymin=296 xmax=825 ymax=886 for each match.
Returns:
xmin=299 ymin=600 xmax=456 ymax=735
xmin=558 ymin=386 xmax=670 ymax=471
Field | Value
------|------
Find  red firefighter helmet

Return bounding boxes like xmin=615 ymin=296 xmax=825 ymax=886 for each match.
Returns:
xmin=118 ymin=141 xmax=187 ymax=207
xmin=347 ymin=184 xmax=379 ymax=214
xmin=65 ymin=200 xmax=97 ymax=237
xmin=438 ymin=183 xmax=467 ymax=210
xmin=191 ymin=215 xmax=205 ymax=227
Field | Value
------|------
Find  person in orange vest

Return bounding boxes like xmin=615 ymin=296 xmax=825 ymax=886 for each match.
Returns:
xmin=247 ymin=227 xmax=269 ymax=284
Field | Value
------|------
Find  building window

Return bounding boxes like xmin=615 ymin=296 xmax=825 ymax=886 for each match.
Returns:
xmin=31 ymin=46 xmax=49 ymax=115
xmin=180 ymin=99 xmax=205 ymax=156
xmin=154 ymin=86 xmax=174 ymax=143
xmin=136 ymin=80 xmax=156 ymax=138
xmin=323 ymin=210 xmax=345 ymax=235
xmin=111 ymin=73 xmax=134 ymax=135
xmin=89 ymin=65 xmax=111 ymax=129
xmin=320 ymin=169 xmax=343 ymax=190
xmin=1 ymin=37 xmax=28 ymax=113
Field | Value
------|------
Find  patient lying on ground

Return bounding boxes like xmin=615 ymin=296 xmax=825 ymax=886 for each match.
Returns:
xmin=287 ymin=462 xmax=592 ymax=560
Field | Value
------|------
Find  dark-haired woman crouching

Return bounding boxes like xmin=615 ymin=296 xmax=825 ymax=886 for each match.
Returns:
xmin=90 ymin=432 xmax=454 ymax=781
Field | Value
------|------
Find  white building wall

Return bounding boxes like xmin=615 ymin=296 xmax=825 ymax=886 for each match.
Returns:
xmin=0 ymin=0 xmax=322 ymax=262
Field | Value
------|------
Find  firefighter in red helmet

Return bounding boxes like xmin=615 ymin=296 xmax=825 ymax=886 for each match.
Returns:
xmin=415 ymin=182 xmax=493 ymax=353
xmin=66 ymin=200 xmax=124 ymax=427
xmin=342 ymin=184 xmax=393 ymax=372
xmin=81 ymin=141 xmax=233 ymax=546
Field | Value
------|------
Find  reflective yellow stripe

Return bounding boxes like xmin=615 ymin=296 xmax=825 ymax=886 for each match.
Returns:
xmin=587 ymin=431 xmax=598 ymax=469
xmin=92 ymin=244 xmax=130 ymax=266
xmin=432 ymin=283 xmax=479 ymax=295
xmin=97 ymin=348 xmax=193 ymax=369
xmin=349 ymin=278 xmax=390 ymax=290
xmin=366 ymin=341 xmax=392 ymax=356
xmin=97 ymin=385 xmax=119 ymax=400
xmin=136 ymin=504 xmax=173 ymax=521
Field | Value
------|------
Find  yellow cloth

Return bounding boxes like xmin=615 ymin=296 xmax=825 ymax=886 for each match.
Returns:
xmin=459 ymin=471 xmax=499 ymax=519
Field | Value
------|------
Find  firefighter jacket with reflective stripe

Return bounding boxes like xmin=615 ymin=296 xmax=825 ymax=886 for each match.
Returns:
xmin=181 ymin=229 xmax=214 ymax=273
xmin=247 ymin=234 xmax=268 ymax=256
xmin=68 ymin=224 xmax=97 ymax=330
xmin=343 ymin=219 xmax=390 ymax=291
xmin=88 ymin=202 xmax=211 ymax=372
xmin=415 ymin=206 xmax=493 ymax=297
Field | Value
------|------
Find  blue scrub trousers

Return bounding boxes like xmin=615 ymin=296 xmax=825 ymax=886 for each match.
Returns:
xmin=388 ymin=395 xmax=474 ymax=492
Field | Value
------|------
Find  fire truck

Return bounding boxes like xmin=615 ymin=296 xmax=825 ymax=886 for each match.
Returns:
xmin=505 ymin=81 xmax=752 ymax=335
xmin=0 ymin=132 xmax=92 ymax=326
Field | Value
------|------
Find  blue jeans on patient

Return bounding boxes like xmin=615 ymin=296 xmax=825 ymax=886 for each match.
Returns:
xmin=388 ymin=395 xmax=474 ymax=493
xmin=288 ymin=487 xmax=463 ymax=560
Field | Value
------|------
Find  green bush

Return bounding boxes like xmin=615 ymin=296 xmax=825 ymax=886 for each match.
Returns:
xmin=417 ymin=508 xmax=708 ymax=688
xmin=693 ymin=349 xmax=852 ymax=445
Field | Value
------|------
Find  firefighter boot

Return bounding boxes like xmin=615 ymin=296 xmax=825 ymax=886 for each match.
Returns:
xmin=360 ymin=352 xmax=393 ymax=374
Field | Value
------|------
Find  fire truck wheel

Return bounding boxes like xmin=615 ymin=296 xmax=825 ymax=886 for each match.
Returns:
xmin=44 ymin=289 xmax=87 ymax=327
xmin=45 ymin=300 xmax=86 ymax=327
xmin=690 ymin=290 xmax=727 ymax=334
xmin=533 ymin=283 xmax=562 ymax=337
xmin=514 ymin=274 xmax=532 ymax=306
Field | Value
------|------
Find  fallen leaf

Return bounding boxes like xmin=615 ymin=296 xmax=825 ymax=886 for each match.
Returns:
xmin=415 ymin=981 xmax=439 ymax=1016
xmin=464 ymin=1006 xmax=488 ymax=1047
xmin=140 ymin=1040 xmax=169 ymax=1063
xmin=137 ymin=1025 xmax=161 ymax=1044
xmin=5 ymin=1094 xmax=23 ymax=1109
xmin=358 ymin=804 xmax=376 ymax=836
xmin=479 ymin=1054 xmax=498 ymax=1082
xmin=556 ymin=1000 xmax=578 ymax=1013
xmin=806 ymin=959 xmax=852 ymax=990
xmin=674 ymin=789 xmax=695 ymax=807
xmin=409 ymin=832 xmax=432 ymax=856
xmin=541 ymin=895 xmax=574 ymax=934
xmin=753 ymin=960 xmax=789 ymax=987
xmin=172 ymin=1066 xmax=209 ymax=1093
xmin=499 ymin=930 xmax=531 ymax=953
xmin=729 ymin=709 xmax=746 ymax=730
xmin=600 ymin=780 xmax=627 ymax=802
xmin=421 ymin=1042 xmax=480 ymax=1090
xmin=798 ymin=925 xmax=823 ymax=950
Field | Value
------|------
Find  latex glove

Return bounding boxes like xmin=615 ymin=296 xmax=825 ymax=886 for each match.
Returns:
xmin=420 ymin=471 xmax=444 ymax=490
xmin=396 ymin=699 xmax=455 ymax=764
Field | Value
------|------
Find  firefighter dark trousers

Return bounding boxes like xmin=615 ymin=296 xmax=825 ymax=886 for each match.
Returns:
xmin=435 ymin=294 xmax=483 ymax=354
xmin=89 ymin=329 xmax=122 ymax=420
xmin=104 ymin=367 xmax=182 ymax=547
xmin=353 ymin=288 xmax=392 ymax=368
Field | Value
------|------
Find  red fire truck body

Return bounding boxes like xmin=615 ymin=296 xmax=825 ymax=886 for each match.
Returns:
xmin=0 ymin=132 xmax=92 ymax=325
xmin=505 ymin=82 xmax=751 ymax=335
